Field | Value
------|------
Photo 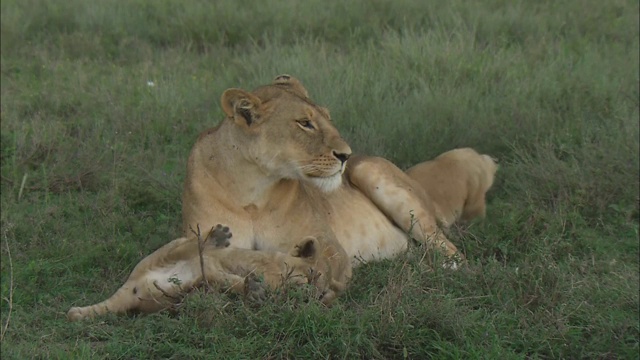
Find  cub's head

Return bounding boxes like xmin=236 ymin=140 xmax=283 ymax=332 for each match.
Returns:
xmin=221 ymin=75 xmax=352 ymax=192
xmin=287 ymin=235 xmax=350 ymax=306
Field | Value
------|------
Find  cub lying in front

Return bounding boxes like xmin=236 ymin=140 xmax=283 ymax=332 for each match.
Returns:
xmin=406 ymin=148 xmax=498 ymax=228
xmin=67 ymin=225 xmax=346 ymax=321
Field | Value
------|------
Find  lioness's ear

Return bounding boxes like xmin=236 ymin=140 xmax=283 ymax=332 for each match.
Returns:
xmin=290 ymin=237 xmax=317 ymax=258
xmin=273 ymin=74 xmax=310 ymax=98
xmin=221 ymin=88 xmax=262 ymax=126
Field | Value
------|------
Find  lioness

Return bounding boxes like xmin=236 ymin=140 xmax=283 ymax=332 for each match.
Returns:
xmin=406 ymin=148 xmax=498 ymax=228
xmin=67 ymin=225 xmax=345 ymax=321
xmin=182 ymin=75 xmax=464 ymax=268
xmin=68 ymin=75 xmax=477 ymax=321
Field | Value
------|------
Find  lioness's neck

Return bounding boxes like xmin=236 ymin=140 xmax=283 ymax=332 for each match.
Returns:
xmin=201 ymin=121 xmax=290 ymax=208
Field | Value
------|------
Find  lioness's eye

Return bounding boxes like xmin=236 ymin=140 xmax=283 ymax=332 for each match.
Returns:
xmin=297 ymin=119 xmax=315 ymax=130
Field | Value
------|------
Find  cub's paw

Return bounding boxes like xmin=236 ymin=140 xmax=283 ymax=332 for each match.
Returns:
xmin=442 ymin=252 xmax=466 ymax=270
xmin=244 ymin=273 xmax=267 ymax=304
xmin=206 ymin=224 xmax=232 ymax=248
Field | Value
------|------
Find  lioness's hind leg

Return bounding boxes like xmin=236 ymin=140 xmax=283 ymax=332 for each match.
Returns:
xmin=347 ymin=156 xmax=462 ymax=260
xmin=461 ymin=193 xmax=486 ymax=222
xmin=67 ymin=279 xmax=177 ymax=322
xmin=68 ymin=237 xmax=202 ymax=321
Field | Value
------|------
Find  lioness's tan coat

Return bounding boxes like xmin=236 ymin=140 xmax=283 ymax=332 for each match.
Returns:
xmin=181 ymin=75 xmax=466 ymax=266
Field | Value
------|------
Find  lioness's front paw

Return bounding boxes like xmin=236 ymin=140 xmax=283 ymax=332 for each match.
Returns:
xmin=244 ymin=273 xmax=267 ymax=303
xmin=207 ymin=224 xmax=233 ymax=248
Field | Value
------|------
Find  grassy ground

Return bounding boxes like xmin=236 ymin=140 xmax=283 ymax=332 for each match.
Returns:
xmin=1 ymin=0 xmax=638 ymax=358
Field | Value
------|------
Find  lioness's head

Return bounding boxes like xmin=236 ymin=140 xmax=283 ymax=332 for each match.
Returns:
xmin=221 ymin=75 xmax=352 ymax=192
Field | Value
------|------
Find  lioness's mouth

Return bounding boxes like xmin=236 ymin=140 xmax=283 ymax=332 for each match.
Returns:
xmin=306 ymin=170 xmax=342 ymax=179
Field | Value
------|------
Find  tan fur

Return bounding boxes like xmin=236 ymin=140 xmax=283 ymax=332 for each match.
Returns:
xmin=67 ymin=226 xmax=343 ymax=321
xmin=181 ymin=75 xmax=473 ymax=272
xmin=406 ymin=148 xmax=498 ymax=228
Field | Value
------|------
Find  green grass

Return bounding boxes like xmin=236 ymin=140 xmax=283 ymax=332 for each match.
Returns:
xmin=1 ymin=0 xmax=638 ymax=358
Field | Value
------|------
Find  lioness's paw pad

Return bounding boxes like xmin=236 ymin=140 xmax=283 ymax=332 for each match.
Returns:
xmin=207 ymin=224 xmax=232 ymax=248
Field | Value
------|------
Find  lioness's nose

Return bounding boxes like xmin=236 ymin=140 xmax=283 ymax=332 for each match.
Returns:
xmin=333 ymin=151 xmax=351 ymax=164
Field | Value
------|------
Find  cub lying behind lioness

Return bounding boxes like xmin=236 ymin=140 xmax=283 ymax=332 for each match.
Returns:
xmin=406 ymin=148 xmax=498 ymax=228
xmin=67 ymin=225 xmax=346 ymax=321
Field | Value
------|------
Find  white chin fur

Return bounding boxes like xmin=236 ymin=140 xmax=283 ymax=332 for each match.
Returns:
xmin=308 ymin=174 xmax=342 ymax=193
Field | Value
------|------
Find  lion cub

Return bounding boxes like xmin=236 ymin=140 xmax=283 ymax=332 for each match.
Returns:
xmin=67 ymin=225 xmax=346 ymax=321
xmin=406 ymin=148 xmax=498 ymax=228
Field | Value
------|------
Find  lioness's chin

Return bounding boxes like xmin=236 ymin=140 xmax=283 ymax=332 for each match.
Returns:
xmin=308 ymin=174 xmax=342 ymax=193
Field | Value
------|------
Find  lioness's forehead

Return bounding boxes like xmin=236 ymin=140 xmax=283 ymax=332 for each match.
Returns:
xmin=253 ymin=85 xmax=330 ymax=118
xmin=253 ymin=85 xmax=311 ymax=103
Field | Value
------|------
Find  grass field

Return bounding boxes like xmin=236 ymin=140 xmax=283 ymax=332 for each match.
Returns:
xmin=1 ymin=0 xmax=639 ymax=358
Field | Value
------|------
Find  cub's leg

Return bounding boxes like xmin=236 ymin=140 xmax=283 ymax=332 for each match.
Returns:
xmin=201 ymin=225 xmax=267 ymax=302
xmin=346 ymin=156 xmax=462 ymax=261
xmin=201 ymin=266 xmax=264 ymax=302
xmin=202 ymin=227 xmax=325 ymax=303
